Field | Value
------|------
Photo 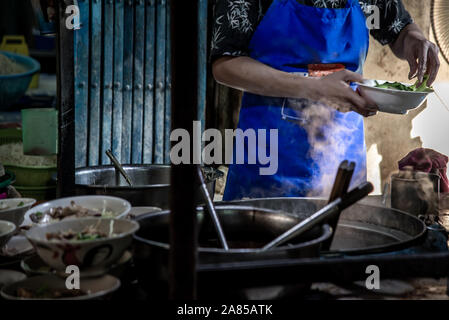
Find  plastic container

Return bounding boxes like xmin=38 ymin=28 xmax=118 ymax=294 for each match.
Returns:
xmin=0 ymin=35 xmax=39 ymax=89
xmin=14 ymin=185 xmax=56 ymax=201
xmin=0 ymin=51 xmax=40 ymax=110
xmin=4 ymin=165 xmax=56 ymax=187
xmin=21 ymin=108 xmax=58 ymax=155
xmin=0 ymin=128 xmax=22 ymax=146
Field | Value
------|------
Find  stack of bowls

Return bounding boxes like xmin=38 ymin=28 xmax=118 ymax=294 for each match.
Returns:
xmin=0 ymin=195 xmax=138 ymax=300
xmin=0 ymin=137 xmax=57 ymax=200
xmin=0 ymin=198 xmax=35 ymax=250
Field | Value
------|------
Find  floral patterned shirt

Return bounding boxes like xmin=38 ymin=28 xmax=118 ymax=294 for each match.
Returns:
xmin=211 ymin=0 xmax=413 ymax=62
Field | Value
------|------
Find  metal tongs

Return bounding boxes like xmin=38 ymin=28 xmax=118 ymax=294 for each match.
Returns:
xmin=197 ymin=166 xmax=229 ymax=250
xmin=105 ymin=149 xmax=133 ymax=187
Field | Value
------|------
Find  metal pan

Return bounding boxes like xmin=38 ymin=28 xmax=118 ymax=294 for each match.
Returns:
xmin=72 ymin=165 xmax=222 ymax=209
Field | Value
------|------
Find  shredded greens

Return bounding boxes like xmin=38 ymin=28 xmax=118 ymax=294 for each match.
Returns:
xmin=374 ymin=75 xmax=434 ymax=93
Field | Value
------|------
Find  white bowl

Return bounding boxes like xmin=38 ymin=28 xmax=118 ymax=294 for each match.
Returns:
xmin=26 ymin=218 xmax=139 ymax=271
xmin=0 ymin=220 xmax=16 ymax=248
xmin=1 ymin=234 xmax=34 ymax=257
xmin=0 ymin=270 xmax=26 ymax=289
xmin=357 ymin=80 xmax=432 ymax=114
xmin=0 ymin=198 xmax=36 ymax=226
xmin=23 ymin=195 xmax=131 ymax=226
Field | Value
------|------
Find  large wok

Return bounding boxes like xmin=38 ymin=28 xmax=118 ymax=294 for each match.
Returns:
xmin=132 ymin=198 xmax=426 ymax=299
xmin=133 ymin=205 xmax=332 ymax=297
xmin=221 ymin=197 xmax=427 ymax=255
xmin=73 ymin=165 xmax=220 ymax=209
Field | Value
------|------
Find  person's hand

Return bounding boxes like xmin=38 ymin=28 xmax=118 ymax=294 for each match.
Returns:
xmin=311 ymin=70 xmax=378 ymax=117
xmin=399 ymin=25 xmax=440 ymax=86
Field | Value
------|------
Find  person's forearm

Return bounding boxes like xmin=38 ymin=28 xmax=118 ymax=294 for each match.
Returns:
xmin=212 ymin=56 xmax=317 ymax=100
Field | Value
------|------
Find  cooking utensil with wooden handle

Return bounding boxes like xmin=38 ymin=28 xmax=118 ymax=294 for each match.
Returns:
xmin=105 ymin=149 xmax=133 ymax=186
xmin=262 ymin=181 xmax=373 ymax=250
xmin=321 ymin=160 xmax=355 ymax=250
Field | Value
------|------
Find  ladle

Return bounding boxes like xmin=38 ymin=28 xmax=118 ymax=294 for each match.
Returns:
xmin=197 ymin=165 xmax=229 ymax=250
xmin=105 ymin=149 xmax=133 ymax=187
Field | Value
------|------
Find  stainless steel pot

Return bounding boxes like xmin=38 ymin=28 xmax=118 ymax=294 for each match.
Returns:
xmin=391 ymin=171 xmax=440 ymax=217
xmin=73 ymin=165 xmax=221 ymax=209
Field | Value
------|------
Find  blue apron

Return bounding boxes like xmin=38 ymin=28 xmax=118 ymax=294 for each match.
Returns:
xmin=223 ymin=0 xmax=370 ymax=200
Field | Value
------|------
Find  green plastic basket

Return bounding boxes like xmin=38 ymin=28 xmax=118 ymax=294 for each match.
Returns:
xmin=14 ymin=185 xmax=56 ymax=201
xmin=0 ymin=128 xmax=22 ymax=146
xmin=4 ymin=164 xmax=56 ymax=187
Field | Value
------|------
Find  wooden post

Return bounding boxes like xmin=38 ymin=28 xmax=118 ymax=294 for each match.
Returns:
xmin=57 ymin=0 xmax=75 ymax=197
xmin=168 ymin=0 xmax=199 ymax=300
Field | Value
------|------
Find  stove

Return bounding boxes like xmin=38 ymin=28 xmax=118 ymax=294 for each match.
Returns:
xmin=195 ymin=224 xmax=449 ymax=299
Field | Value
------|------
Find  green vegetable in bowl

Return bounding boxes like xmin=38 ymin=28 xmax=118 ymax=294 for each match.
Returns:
xmin=374 ymin=75 xmax=434 ymax=93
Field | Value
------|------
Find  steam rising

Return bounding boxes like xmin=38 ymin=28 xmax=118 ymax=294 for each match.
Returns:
xmin=391 ymin=168 xmax=440 ymax=217
xmin=288 ymin=99 xmax=366 ymax=197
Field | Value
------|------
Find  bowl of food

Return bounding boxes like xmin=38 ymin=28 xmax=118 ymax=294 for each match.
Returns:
xmin=0 ymin=220 xmax=16 ymax=248
xmin=1 ymin=274 xmax=120 ymax=300
xmin=25 ymin=218 xmax=139 ymax=271
xmin=0 ymin=198 xmax=36 ymax=226
xmin=357 ymin=75 xmax=433 ymax=114
xmin=23 ymin=195 xmax=131 ymax=226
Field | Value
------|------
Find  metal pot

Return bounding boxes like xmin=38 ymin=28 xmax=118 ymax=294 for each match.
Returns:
xmin=73 ymin=165 xmax=221 ymax=209
xmin=390 ymin=171 xmax=440 ymax=217
xmin=132 ymin=205 xmax=332 ymax=297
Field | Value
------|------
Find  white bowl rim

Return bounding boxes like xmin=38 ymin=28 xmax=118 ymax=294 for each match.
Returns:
xmin=0 ymin=198 xmax=36 ymax=213
xmin=25 ymin=217 xmax=139 ymax=245
xmin=0 ymin=220 xmax=17 ymax=237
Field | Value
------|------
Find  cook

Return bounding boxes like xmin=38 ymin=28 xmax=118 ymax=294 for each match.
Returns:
xmin=211 ymin=0 xmax=440 ymax=200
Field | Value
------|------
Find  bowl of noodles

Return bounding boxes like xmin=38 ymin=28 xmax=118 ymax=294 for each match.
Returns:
xmin=25 ymin=217 xmax=139 ymax=272
xmin=23 ymin=195 xmax=131 ymax=227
